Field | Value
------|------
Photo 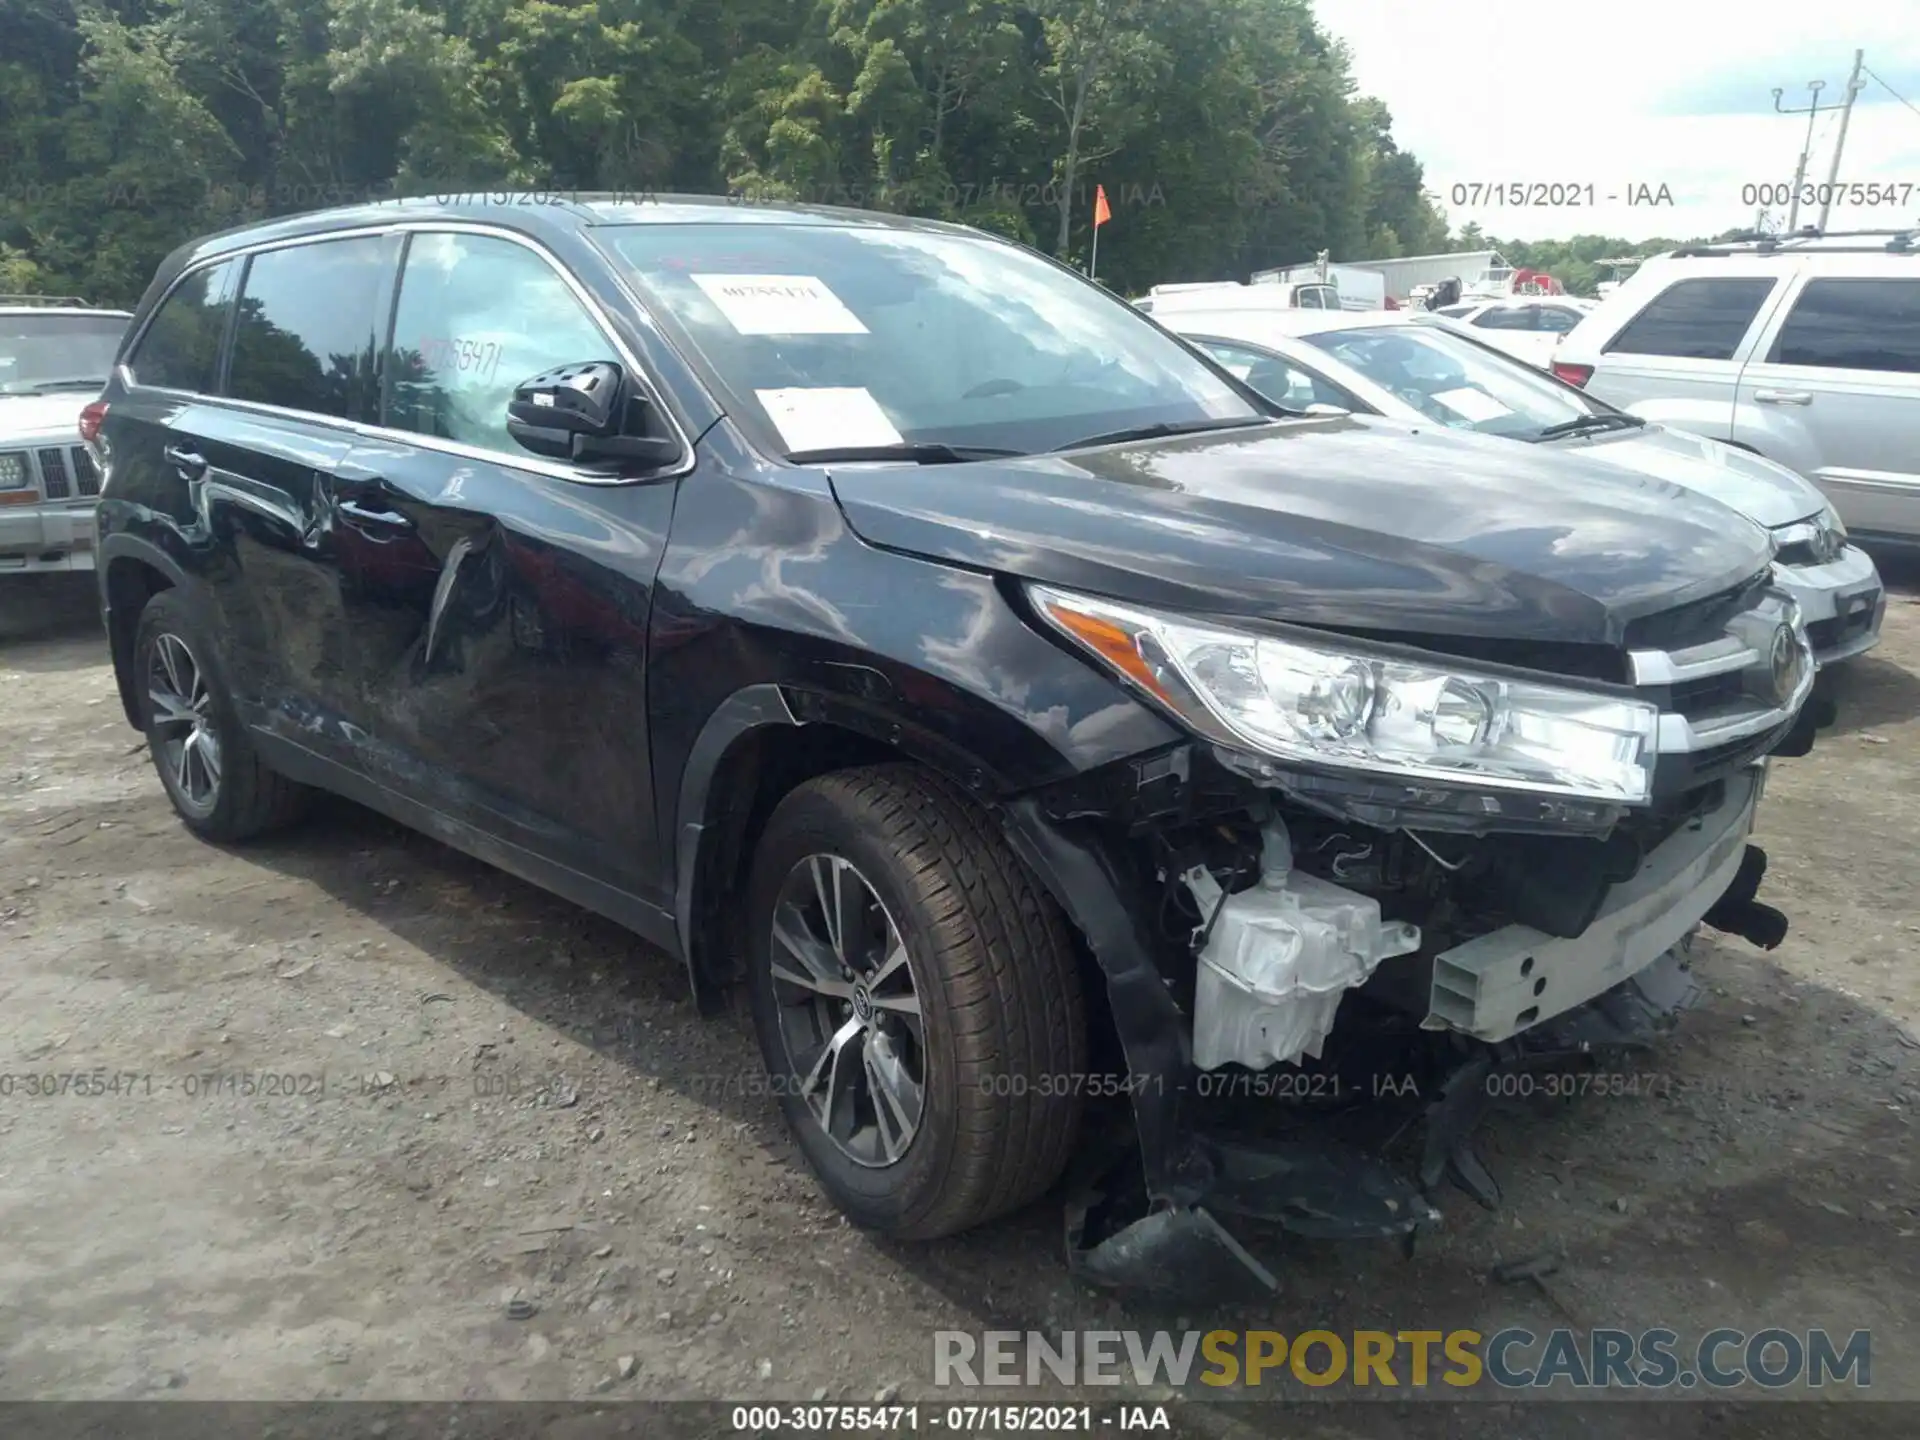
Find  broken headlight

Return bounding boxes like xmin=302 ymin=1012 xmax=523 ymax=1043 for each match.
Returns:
xmin=1029 ymin=584 xmax=1658 ymax=804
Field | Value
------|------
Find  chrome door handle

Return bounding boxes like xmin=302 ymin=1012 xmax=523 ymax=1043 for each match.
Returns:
xmin=1753 ymin=390 xmax=1813 ymax=405
xmin=337 ymin=499 xmax=411 ymax=528
xmin=162 ymin=445 xmax=207 ymax=473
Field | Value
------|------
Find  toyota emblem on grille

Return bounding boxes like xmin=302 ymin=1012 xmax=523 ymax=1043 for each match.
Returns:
xmin=1768 ymin=624 xmax=1805 ymax=704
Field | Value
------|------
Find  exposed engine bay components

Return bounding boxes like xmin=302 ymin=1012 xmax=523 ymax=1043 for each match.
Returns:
xmin=1184 ymin=820 xmax=1421 ymax=1069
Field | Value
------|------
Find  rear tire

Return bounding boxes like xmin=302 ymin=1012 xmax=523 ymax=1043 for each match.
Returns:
xmin=745 ymin=764 xmax=1087 ymax=1239
xmin=133 ymin=590 xmax=311 ymax=842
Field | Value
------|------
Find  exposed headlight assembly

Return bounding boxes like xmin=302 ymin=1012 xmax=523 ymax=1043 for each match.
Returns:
xmin=1773 ymin=503 xmax=1848 ymax=566
xmin=1029 ymin=584 xmax=1659 ymax=804
xmin=1814 ymin=502 xmax=1848 ymax=562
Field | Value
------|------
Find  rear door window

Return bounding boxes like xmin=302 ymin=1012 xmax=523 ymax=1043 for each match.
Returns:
xmin=1603 ymin=277 xmax=1777 ymax=360
xmin=1535 ymin=305 xmax=1586 ymax=334
xmin=228 ymin=236 xmax=389 ymax=420
xmin=1767 ymin=278 xmax=1920 ymax=373
xmin=127 ymin=261 xmax=239 ymax=393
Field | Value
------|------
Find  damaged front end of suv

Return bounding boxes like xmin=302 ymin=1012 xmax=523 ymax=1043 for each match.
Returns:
xmin=991 ymin=566 xmax=1828 ymax=1297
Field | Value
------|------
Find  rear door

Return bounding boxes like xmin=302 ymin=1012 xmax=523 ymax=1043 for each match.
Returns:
xmin=99 ymin=259 xmax=243 ymax=561
xmin=328 ymin=226 xmax=684 ymax=909
xmin=1731 ymin=272 xmax=1920 ymax=541
xmin=181 ymin=233 xmax=397 ymax=756
xmin=1585 ymin=272 xmax=1784 ymax=425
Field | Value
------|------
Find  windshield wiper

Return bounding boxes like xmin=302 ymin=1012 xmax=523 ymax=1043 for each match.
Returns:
xmin=1049 ymin=416 xmax=1278 ymax=453
xmin=1533 ymin=412 xmax=1647 ymax=441
xmin=786 ymin=442 xmax=1025 ymax=465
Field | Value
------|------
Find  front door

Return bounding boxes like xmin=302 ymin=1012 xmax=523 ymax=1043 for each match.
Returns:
xmin=329 ymin=228 xmax=683 ymax=910
xmin=1733 ymin=274 xmax=1920 ymax=542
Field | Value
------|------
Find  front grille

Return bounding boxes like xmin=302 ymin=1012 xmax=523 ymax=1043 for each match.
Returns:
xmin=1622 ymin=571 xmax=1771 ymax=651
xmin=72 ymin=446 xmax=100 ymax=495
xmin=1667 ymin=670 xmax=1745 ymax=719
xmin=37 ymin=447 xmax=71 ymax=499
xmin=1628 ymin=578 xmax=1816 ymax=792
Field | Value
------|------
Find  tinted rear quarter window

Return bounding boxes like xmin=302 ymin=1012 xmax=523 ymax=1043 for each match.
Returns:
xmin=1603 ymin=276 xmax=1776 ymax=360
xmin=228 ymin=237 xmax=388 ymax=419
xmin=1769 ymin=278 xmax=1920 ymax=373
xmin=127 ymin=261 xmax=238 ymax=392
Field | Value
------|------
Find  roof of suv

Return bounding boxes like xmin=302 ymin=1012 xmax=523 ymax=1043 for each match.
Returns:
xmin=164 ymin=192 xmax=988 ymax=269
xmin=0 ymin=306 xmax=132 ymax=319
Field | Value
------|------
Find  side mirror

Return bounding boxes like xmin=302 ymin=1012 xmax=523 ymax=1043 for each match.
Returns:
xmin=1304 ymin=403 xmax=1350 ymax=417
xmin=506 ymin=361 xmax=684 ymax=469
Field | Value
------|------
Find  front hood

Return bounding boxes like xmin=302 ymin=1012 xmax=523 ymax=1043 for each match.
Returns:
xmin=827 ymin=415 xmax=1774 ymax=647
xmin=1563 ymin=424 xmax=1821 ymax=530
xmin=0 ymin=391 xmax=91 ymax=443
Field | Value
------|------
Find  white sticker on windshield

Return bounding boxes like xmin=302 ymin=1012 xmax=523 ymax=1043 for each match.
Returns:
xmin=754 ymin=387 xmax=903 ymax=452
xmin=1430 ymin=386 xmax=1513 ymax=424
xmin=692 ymin=274 xmax=869 ymax=335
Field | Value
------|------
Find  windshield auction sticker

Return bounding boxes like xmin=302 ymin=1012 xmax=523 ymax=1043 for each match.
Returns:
xmin=692 ymin=273 xmax=869 ymax=335
xmin=1430 ymin=386 xmax=1513 ymax=424
xmin=755 ymin=386 xmax=904 ymax=451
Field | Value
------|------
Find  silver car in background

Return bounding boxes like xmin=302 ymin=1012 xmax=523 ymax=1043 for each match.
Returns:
xmin=1160 ymin=305 xmax=1885 ymax=666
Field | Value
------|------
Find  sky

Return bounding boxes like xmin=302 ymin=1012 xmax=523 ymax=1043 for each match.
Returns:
xmin=1310 ymin=0 xmax=1920 ymax=246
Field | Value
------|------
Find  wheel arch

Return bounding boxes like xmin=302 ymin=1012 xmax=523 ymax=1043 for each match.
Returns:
xmin=671 ymin=682 xmax=1053 ymax=1014
xmin=100 ymin=535 xmax=187 ymax=731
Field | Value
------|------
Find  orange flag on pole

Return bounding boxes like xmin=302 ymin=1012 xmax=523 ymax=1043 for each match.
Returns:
xmin=1093 ymin=184 xmax=1112 ymax=228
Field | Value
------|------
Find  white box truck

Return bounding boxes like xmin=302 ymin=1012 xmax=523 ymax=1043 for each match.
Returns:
xmin=1249 ymin=258 xmax=1387 ymax=311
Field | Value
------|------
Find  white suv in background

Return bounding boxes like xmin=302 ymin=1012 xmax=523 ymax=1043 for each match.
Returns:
xmin=1 ymin=298 xmax=131 ymax=575
xmin=1551 ymin=233 xmax=1920 ymax=548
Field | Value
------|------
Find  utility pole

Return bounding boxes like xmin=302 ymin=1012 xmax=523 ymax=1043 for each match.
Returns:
xmin=1772 ymin=79 xmax=1826 ymax=232
xmin=1817 ymin=49 xmax=1867 ymax=231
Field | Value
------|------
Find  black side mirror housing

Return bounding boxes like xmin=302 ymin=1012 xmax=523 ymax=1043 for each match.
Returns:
xmin=506 ymin=361 xmax=684 ymax=470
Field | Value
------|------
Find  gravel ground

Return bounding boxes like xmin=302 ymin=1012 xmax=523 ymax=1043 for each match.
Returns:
xmin=2 ymin=568 xmax=1918 ymax=1438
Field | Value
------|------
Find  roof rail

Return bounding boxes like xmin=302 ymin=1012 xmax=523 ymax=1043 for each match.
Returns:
xmin=1670 ymin=226 xmax=1916 ymax=258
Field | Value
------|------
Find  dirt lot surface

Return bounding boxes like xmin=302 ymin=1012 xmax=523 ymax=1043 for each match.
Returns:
xmin=3 ymin=569 xmax=1918 ymax=1438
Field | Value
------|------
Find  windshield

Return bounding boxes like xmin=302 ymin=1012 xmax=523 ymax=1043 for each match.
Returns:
xmin=0 ymin=314 xmax=126 ymax=395
xmin=597 ymin=223 xmax=1261 ymax=458
xmin=1299 ymin=322 xmax=1604 ymax=440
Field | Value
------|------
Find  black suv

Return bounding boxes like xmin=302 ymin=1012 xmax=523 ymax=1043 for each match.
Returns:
xmin=92 ymin=196 xmax=1825 ymax=1293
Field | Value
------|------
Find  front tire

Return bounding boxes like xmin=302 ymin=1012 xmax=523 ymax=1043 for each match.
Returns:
xmin=133 ymin=590 xmax=310 ymax=842
xmin=746 ymin=765 xmax=1087 ymax=1239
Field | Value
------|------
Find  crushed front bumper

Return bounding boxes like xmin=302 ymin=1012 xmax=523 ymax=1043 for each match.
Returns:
xmin=1003 ymin=759 xmax=1784 ymax=1300
xmin=1428 ymin=763 xmax=1761 ymax=1043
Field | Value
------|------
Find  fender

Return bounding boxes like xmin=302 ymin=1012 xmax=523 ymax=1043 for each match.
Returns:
xmin=1623 ymin=397 xmax=1739 ymax=442
xmin=669 ymin=673 xmax=1071 ymax=1010
xmin=672 ymin=684 xmax=802 ymax=1009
